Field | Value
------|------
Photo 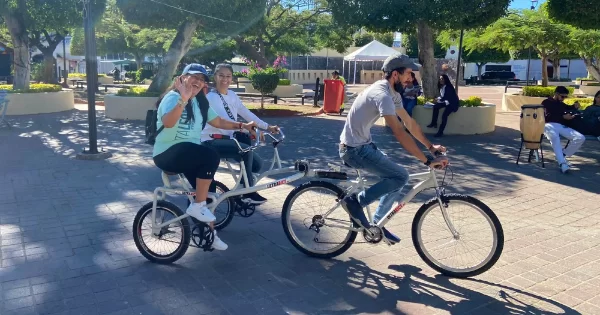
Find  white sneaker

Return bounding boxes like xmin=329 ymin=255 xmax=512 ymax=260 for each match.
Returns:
xmin=211 ymin=230 xmax=228 ymax=250
xmin=560 ymin=163 xmax=570 ymax=174
xmin=186 ymin=202 xmax=216 ymax=222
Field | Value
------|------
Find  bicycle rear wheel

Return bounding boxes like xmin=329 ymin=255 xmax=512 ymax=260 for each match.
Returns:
xmin=281 ymin=181 xmax=357 ymax=259
xmin=412 ymin=194 xmax=504 ymax=278
xmin=187 ymin=181 xmax=234 ymax=231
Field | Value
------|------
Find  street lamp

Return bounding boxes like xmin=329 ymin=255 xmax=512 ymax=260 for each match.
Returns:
xmin=526 ymin=0 xmax=539 ymax=86
xmin=61 ymin=31 xmax=69 ymax=88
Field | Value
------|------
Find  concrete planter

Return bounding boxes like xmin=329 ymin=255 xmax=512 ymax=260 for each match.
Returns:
xmin=538 ymin=80 xmax=573 ymax=87
xmin=98 ymin=76 xmax=114 ymax=85
xmin=578 ymin=80 xmax=599 ymax=86
xmin=6 ymin=90 xmax=74 ymax=115
xmin=502 ymin=94 xmax=546 ymax=111
xmin=578 ymin=85 xmax=600 ymax=96
xmin=376 ymin=103 xmax=496 ymax=135
xmin=245 ymin=84 xmax=303 ymax=98
xmin=104 ymin=94 xmax=158 ymax=120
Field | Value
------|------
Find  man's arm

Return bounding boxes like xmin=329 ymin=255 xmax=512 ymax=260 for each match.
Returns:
xmin=383 ymin=114 xmax=429 ymax=163
xmin=395 ymin=106 xmax=433 ymax=150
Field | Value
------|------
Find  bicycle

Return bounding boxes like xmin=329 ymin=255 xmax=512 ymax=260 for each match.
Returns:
xmin=281 ymin=155 xmax=504 ymax=278
xmin=132 ymin=129 xmax=342 ymax=264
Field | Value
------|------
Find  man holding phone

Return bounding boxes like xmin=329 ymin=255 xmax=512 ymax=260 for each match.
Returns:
xmin=541 ymin=86 xmax=586 ymax=173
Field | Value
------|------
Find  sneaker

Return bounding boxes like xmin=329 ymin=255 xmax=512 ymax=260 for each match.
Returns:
xmin=241 ymin=192 xmax=267 ymax=205
xmin=560 ymin=163 xmax=570 ymax=174
xmin=597 ymin=136 xmax=600 ymax=142
xmin=341 ymin=194 xmax=370 ymax=228
xmin=186 ymin=202 xmax=216 ymax=222
xmin=381 ymin=227 xmax=401 ymax=244
xmin=211 ymin=230 xmax=228 ymax=250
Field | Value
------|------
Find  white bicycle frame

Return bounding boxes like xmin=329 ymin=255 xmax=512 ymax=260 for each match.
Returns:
xmin=150 ymin=128 xmax=310 ymax=235
xmin=323 ymin=164 xmax=459 ymax=238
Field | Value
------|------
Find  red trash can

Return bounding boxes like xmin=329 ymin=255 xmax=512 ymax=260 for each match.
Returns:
xmin=323 ymin=79 xmax=344 ymax=114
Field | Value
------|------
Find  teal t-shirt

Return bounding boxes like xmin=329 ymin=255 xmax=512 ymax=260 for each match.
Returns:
xmin=152 ymin=90 xmax=218 ymax=157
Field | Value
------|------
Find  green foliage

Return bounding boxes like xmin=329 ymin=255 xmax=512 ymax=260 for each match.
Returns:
xmin=568 ymin=28 xmax=600 ymax=81
xmin=278 ymin=79 xmax=291 ymax=86
xmin=547 ymin=0 xmax=599 ymax=30
xmin=459 ymin=96 xmax=484 ymax=107
xmin=564 ymin=97 xmax=593 ymax=109
xmin=250 ymin=73 xmax=279 ymax=94
xmin=585 ymin=83 xmax=600 ymax=86
xmin=67 ymin=73 xmax=107 ymax=78
xmin=30 ymin=63 xmax=44 ymax=82
xmin=438 ymin=29 xmax=510 ymax=64
xmin=354 ymin=33 xmax=374 ymax=47
xmin=0 ymin=83 xmax=62 ymax=93
xmin=233 ymin=71 xmax=247 ymax=78
xmin=523 ymin=86 xmax=575 ymax=97
xmin=403 ymin=32 xmax=447 ymax=58
xmin=115 ymin=87 xmax=160 ymax=97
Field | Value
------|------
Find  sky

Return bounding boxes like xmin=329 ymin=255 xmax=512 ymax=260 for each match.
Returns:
xmin=509 ymin=0 xmax=546 ymax=9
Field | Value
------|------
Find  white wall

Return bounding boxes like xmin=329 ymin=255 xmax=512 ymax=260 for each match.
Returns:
xmin=463 ymin=59 xmax=588 ymax=80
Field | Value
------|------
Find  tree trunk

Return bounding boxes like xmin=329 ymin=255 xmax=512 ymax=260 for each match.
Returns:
xmin=551 ymin=58 xmax=560 ymax=80
xmin=43 ymin=53 xmax=57 ymax=83
xmin=234 ymin=37 xmax=269 ymax=67
xmin=416 ymin=22 xmax=438 ymax=99
xmin=583 ymin=57 xmax=600 ymax=82
xmin=541 ymin=55 xmax=549 ymax=87
xmin=3 ymin=8 xmax=30 ymax=90
xmin=147 ymin=20 xmax=200 ymax=93
xmin=476 ymin=62 xmax=486 ymax=80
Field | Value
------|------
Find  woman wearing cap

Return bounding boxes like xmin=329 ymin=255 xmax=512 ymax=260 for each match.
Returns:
xmin=152 ymin=63 xmax=258 ymax=251
xmin=202 ymin=63 xmax=279 ymax=205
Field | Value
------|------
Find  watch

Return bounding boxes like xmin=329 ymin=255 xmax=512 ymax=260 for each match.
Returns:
xmin=423 ymin=155 xmax=434 ymax=166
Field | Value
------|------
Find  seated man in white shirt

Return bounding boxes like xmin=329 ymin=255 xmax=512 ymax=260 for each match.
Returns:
xmin=202 ymin=63 xmax=279 ymax=204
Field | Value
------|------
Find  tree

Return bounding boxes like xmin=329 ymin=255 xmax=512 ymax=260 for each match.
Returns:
xmin=405 ymin=32 xmax=449 ymax=59
xmin=354 ymin=32 xmax=373 ymax=47
xmin=547 ymin=0 xmax=599 ymax=30
xmin=568 ymin=29 xmax=600 ymax=81
xmin=327 ymin=0 xmax=511 ymax=98
xmin=116 ymin=0 xmax=265 ymax=93
xmin=438 ymin=29 xmax=510 ymax=79
xmin=477 ymin=6 xmax=571 ymax=86
xmin=373 ymin=32 xmax=394 ymax=46
xmin=1 ymin=0 xmax=32 ymax=89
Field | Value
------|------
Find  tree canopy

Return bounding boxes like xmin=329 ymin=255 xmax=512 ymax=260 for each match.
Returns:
xmin=547 ymin=0 xmax=600 ymax=30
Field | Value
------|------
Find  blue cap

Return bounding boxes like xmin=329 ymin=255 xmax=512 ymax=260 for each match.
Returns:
xmin=182 ymin=63 xmax=210 ymax=81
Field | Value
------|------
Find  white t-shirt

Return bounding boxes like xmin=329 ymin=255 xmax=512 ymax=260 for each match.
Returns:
xmin=201 ymin=89 xmax=269 ymax=142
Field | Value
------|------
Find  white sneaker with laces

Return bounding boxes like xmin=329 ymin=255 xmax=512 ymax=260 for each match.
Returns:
xmin=560 ymin=163 xmax=570 ymax=174
xmin=186 ymin=202 xmax=216 ymax=222
xmin=211 ymin=230 xmax=228 ymax=250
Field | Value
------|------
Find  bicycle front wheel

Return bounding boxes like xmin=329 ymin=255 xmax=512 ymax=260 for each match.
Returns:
xmin=412 ymin=194 xmax=504 ymax=278
xmin=282 ymin=181 xmax=357 ymax=259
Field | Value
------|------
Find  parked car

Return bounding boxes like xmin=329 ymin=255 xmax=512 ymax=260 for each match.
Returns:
xmin=467 ymin=71 xmax=518 ymax=85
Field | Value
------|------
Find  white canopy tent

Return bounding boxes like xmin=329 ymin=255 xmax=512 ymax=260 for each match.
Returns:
xmin=343 ymin=40 xmax=402 ymax=84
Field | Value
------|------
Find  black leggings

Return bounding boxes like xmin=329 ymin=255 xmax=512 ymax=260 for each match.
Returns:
xmin=430 ymin=102 xmax=453 ymax=134
xmin=153 ymin=142 xmax=220 ymax=188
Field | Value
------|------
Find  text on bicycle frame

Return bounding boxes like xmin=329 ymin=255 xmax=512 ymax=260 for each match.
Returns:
xmin=386 ymin=202 xmax=406 ymax=220
xmin=266 ymin=179 xmax=287 ymax=188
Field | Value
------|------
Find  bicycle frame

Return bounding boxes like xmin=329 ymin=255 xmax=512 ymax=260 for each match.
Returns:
xmin=321 ymin=167 xmax=459 ymax=238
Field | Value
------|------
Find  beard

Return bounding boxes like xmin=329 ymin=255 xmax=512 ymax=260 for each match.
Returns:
xmin=393 ymin=81 xmax=404 ymax=94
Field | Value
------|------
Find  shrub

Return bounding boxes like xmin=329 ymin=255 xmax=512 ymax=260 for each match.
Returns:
xmin=233 ymin=71 xmax=248 ymax=78
xmin=585 ymin=83 xmax=600 ymax=86
xmin=116 ymin=87 xmax=160 ymax=97
xmin=564 ymin=97 xmax=594 ymax=110
xmin=459 ymin=96 xmax=483 ymax=107
xmin=0 ymin=84 xmax=62 ymax=93
xmin=523 ymin=86 xmax=575 ymax=97
xmin=278 ymin=79 xmax=291 ymax=86
xmin=67 ymin=73 xmax=107 ymax=78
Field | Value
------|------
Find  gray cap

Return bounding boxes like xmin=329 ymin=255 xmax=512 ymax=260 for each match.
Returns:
xmin=382 ymin=53 xmax=420 ymax=72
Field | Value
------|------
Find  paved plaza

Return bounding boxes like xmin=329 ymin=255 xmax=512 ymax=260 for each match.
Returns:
xmin=0 ymin=96 xmax=599 ymax=314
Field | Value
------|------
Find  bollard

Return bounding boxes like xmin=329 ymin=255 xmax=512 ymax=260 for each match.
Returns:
xmin=313 ymin=78 xmax=320 ymax=107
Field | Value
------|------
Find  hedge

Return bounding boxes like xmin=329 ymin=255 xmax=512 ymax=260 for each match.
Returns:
xmin=564 ymin=97 xmax=594 ymax=110
xmin=522 ymin=86 xmax=575 ymax=97
xmin=67 ymin=73 xmax=107 ymax=78
xmin=278 ymin=79 xmax=291 ymax=86
xmin=0 ymin=84 xmax=62 ymax=93
xmin=116 ymin=87 xmax=160 ymax=97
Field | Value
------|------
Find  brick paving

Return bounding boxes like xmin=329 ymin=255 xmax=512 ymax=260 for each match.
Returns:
xmin=0 ymin=105 xmax=599 ymax=315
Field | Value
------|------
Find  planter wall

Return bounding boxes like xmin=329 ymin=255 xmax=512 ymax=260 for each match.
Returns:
xmin=104 ymin=94 xmax=158 ymax=120
xmin=537 ymin=80 xmax=575 ymax=87
xmin=502 ymin=94 xmax=546 ymax=111
xmin=5 ymin=90 xmax=75 ymax=115
xmin=376 ymin=104 xmax=496 ymax=135
xmin=578 ymin=85 xmax=600 ymax=96
xmin=245 ymin=84 xmax=303 ymax=98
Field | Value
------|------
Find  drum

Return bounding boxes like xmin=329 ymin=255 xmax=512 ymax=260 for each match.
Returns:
xmin=520 ymin=105 xmax=545 ymax=149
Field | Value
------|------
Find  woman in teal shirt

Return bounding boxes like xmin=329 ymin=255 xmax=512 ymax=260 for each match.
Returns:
xmin=153 ymin=64 xmax=257 ymax=251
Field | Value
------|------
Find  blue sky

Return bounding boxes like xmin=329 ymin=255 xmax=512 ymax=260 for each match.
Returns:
xmin=509 ymin=0 xmax=546 ymax=9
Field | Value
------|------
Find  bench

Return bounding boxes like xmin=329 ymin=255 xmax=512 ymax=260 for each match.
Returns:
xmin=102 ymin=84 xmax=132 ymax=92
xmin=0 ymin=89 xmax=11 ymax=128
xmin=295 ymin=93 xmax=311 ymax=105
xmin=236 ymin=92 xmax=278 ymax=104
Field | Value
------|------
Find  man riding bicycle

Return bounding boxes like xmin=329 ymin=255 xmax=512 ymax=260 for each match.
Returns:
xmin=339 ymin=53 xmax=449 ymax=244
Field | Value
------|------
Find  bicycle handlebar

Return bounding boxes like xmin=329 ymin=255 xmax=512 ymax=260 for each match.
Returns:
xmin=232 ymin=127 xmax=286 ymax=153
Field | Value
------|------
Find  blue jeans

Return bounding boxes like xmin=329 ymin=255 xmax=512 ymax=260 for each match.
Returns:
xmin=339 ymin=143 xmax=409 ymax=223
xmin=402 ymin=97 xmax=417 ymax=117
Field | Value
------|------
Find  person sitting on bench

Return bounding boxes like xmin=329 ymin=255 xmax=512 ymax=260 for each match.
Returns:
xmin=542 ymin=86 xmax=586 ymax=173
xmin=581 ymin=90 xmax=600 ymax=139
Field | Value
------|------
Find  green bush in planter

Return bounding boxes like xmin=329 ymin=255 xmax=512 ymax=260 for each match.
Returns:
xmin=278 ymin=79 xmax=291 ymax=86
xmin=564 ymin=97 xmax=594 ymax=110
xmin=249 ymin=73 xmax=279 ymax=109
xmin=459 ymin=96 xmax=483 ymax=107
xmin=523 ymin=86 xmax=575 ymax=97
xmin=116 ymin=87 xmax=160 ymax=97
xmin=0 ymin=84 xmax=62 ymax=93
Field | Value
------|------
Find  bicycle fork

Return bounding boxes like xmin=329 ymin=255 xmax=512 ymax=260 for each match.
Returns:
xmin=434 ymin=188 xmax=460 ymax=239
